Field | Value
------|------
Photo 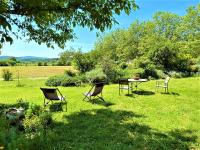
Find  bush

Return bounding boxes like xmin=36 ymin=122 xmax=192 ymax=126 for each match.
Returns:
xmin=39 ymin=111 xmax=53 ymax=128
xmin=2 ymin=69 xmax=13 ymax=81
xmin=78 ymin=74 xmax=88 ymax=83
xmin=99 ymin=58 xmax=123 ymax=83
xmin=64 ymin=69 xmax=77 ymax=77
xmin=142 ymin=64 xmax=159 ymax=79
xmin=168 ymin=71 xmax=190 ymax=78
xmin=119 ymin=62 xmax=128 ymax=69
xmin=45 ymin=75 xmax=80 ymax=87
xmin=156 ymin=70 xmax=166 ymax=79
xmin=45 ymin=75 xmax=65 ymax=86
xmin=60 ymin=76 xmax=80 ymax=86
xmin=85 ymin=68 xmax=107 ymax=83
xmin=37 ymin=62 xmax=42 ymax=66
xmin=23 ymin=115 xmax=42 ymax=133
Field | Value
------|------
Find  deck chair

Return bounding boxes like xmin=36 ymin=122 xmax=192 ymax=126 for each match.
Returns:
xmin=156 ymin=76 xmax=170 ymax=93
xmin=119 ymin=78 xmax=131 ymax=95
xmin=40 ymin=88 xmax=66 ymax=107
xmin=83 ymin=82 xmax=105 ymax=101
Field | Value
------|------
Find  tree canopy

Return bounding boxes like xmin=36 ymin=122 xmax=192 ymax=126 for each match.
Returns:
xmin=0 ymin=0 xmax=138 ymax=49
xmin=91 ymin=4 xmax=200 ymax=72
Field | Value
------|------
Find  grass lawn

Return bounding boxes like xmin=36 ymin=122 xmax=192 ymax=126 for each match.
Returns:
xmin=0 ymin=77 xmax=200 ymax=149
xmin=0 ymin=66 xmax=73 ymax=78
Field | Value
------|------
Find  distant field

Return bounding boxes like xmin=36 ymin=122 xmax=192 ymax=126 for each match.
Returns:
xmin=0 ymin=66 xmax=74 ymax=78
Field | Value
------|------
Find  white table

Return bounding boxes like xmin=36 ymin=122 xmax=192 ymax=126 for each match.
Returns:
xmin=128 ymin=79 xmax=148 ymax=91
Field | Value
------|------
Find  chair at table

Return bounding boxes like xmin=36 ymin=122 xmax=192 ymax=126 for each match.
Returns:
xmin=83 ymin=82 xmax=105 ymax=101
xmin=155 ymin=76 xmax=170 ymax=93
xmin=119 ymin=78 xmax=132 ymax=95
xmin=40 ymin=87 xmax=66 ymax=107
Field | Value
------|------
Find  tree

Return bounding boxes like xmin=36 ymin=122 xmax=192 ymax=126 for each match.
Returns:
xmin=58 ymin=48 xmax=77 ymax=66
xmin=73 ymin=51 xmax=95 ymax=73
xmin=0 ymin=0 xmax=138 ymax=49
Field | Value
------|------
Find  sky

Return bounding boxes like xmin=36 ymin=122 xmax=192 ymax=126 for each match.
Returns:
xmin=1 ymin=0 xmax=199 ymax=58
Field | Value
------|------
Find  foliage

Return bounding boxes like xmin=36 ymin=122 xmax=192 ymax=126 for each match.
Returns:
xmin=0 ymin=57 xmax=18 ymax=66
xmin=1 ymin=69 xmax=12 ymax=81
xmin=37 ymin=62 xmax=42 ymax=66
xmin=64 ymin=69 xmax=77 ymax=77
xmin=0 ymin=60 xmax=9 ymax=66
xmin=73 ymin=52 xmax=95 ymax=73
xmin=91 ymin=4 xmax=200 ymax=74
xmin=58 ymin=48 xmax=77 ymax=66
xmin=45 ymin=75 xmax=64 ymax=86
xmin=85 ymin=68 xmax=107 ymax=83
xmin=60 ymin=76 xmax=80 ymax=87
xmin=45 ymin=74 xmax=80 ymax=87
xmin=99 ymin=58 xmax=123 ymax=83
xmin=0 ymin=0 xmax=137 ymax=49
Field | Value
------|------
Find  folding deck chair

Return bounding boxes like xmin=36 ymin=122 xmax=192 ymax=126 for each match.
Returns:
xmin=83 ymin=82 xmax=105 ymax=101
xmin=40 ymin=87 xmax=66 ymax=107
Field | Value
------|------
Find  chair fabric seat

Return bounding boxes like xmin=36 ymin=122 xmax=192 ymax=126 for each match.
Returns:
xmin=84 ymin=92 xmax=92 ymax=97
xmin=40 ymin=88 xmax=66 ymax=106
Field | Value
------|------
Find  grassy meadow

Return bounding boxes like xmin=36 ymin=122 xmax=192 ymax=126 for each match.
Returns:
xmin=0 ymin=66 xmax=73 ymax=78
xmin=0 ymin=77 xmax=200 ymax=149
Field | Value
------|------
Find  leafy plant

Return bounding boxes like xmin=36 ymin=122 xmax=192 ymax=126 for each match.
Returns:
xmin=2 ymin=69 xmax=13 ymax=81
xmin=65 ymin=69 xmax=77 ymax=77
xmin=45 ymin=75 xmax=65 ymax=86
xmin=85 ymin=68 xmax=107 ymax=83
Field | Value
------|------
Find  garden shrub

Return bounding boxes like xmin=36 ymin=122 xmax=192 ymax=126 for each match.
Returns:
xmin=23 ymin=115 xmax=42 ymax=133
xmin=0 ymin=102 xmax=54 ymax=150
xmin=26 ymin=103 xmax=42 ymax=118
xmin=64 ymin=69 xmax=77 ymax=77
xmin=2 ymin=69 xmax=13 ymax=81
xmin=168 ymin=71 xmax=190 ymax=78
xmin=119 ymin=62 xmax=128 ymax=69
xmin=99 ymin=58 xmax=123 ymax=83
xmin=142 ymin=64 xmax=159 ymax=79
xmin=45 ymin=75 xmax=65 ymax=86
xmin=85 ymin=68 xmax=107 ymax=83
xmin=46 ymin=74 xmax=81 ymax=87
xmin=156 ymin=70 xmax=166 ymax=79
xmin=60 ymin=76 xmax=80 ymax=86
xmin=78 ymin=74 xmax=88 ymax=83
xmin=123 ymin=68 xmax=144 ymax=78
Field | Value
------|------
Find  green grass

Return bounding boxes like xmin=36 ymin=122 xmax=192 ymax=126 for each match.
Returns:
xmin=0 ymin=77 xmax=200 ymax=149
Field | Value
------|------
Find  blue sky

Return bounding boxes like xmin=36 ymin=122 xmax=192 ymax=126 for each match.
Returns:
xmin=1 ymin=0 xmax=199 ymax=58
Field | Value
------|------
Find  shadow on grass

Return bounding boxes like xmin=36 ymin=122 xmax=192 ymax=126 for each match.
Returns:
xmin=161 ymin=92 xmax=180 ymax=96
xmin=132 ymin=90 xmax=155 ymax=95
xmin=0 ymin=103 xmax=198 ymax=149
xmin=49 ymin=102 xmax=67 ymax=112
xmin=88 ymin=98 xmax=114 ymax=107
xmin=37 ymin=109 xmax=197 ymax=149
